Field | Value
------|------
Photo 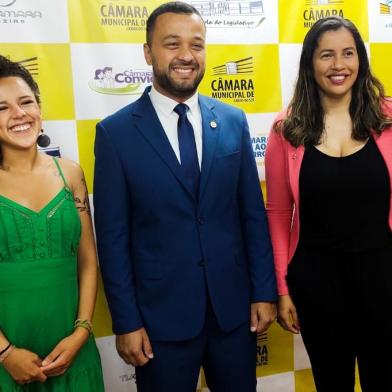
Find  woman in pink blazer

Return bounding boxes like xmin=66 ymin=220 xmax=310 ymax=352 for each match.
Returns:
xmin=265 ymin=16 xmax=392 ymax=392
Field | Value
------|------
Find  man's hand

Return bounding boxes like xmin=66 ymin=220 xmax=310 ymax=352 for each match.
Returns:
xmin=116 ymin=328 xmax=154 ymax=367
xmin=250 ymin=302 xmax=277 ymax=333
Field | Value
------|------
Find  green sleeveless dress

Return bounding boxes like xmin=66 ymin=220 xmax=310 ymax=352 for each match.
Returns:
xmin=0 ymin=158 xmax=104 ymax=391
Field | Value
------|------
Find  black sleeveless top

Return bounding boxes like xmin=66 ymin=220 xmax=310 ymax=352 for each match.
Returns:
xmin=298 ymin=136 xmax=392 ymax=252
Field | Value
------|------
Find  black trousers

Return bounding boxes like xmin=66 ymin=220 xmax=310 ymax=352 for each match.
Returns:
xmin=287 ymin=244 xmax=392 ymax=392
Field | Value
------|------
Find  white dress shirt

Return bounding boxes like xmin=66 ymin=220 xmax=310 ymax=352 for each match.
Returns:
xmin=149 ymin=85 xmax=203 ymax=168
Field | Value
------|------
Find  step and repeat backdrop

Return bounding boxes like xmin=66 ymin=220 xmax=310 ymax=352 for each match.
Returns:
xmin=1 ymin=0 xmax=391 ymax=390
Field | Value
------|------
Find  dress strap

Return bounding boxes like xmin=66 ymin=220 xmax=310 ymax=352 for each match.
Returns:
xmin=53 ymin=157 xmax=69 ymax=189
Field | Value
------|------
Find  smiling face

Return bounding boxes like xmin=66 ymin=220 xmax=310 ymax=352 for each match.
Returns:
xmin=312 ymin=27 xmax=359 ymax=102
xmin=0 ymin=76 xmax=42 ymax=151
xmin=143 ymin=12 xmax=206 ymax=102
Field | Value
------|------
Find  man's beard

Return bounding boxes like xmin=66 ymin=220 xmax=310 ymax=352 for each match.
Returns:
xmin=153 ymin=63 xmax=205 ymax=98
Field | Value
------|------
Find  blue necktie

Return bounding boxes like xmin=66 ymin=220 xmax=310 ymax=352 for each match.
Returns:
xmin=174 ymin=103 xmax=200 ymax=198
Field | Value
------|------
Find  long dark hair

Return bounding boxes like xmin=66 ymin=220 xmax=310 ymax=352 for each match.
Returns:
xmin=276 ymin=16 xmax=391 ymax=147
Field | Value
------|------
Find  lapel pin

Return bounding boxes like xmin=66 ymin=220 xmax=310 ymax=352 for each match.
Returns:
xmin=210 ymin=120 xmax=217 ymax=129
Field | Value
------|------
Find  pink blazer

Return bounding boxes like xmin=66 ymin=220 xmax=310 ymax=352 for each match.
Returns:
xmin=265 ymin=104 xmax=392 ymax=295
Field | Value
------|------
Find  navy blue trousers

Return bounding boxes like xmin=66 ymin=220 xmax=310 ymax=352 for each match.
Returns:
xmin=135 ymin=300 xmax=257 ymax=392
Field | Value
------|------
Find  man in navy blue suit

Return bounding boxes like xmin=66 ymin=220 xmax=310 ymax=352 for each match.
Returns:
xmin=94 ymin=2 xmax=277 ymax=391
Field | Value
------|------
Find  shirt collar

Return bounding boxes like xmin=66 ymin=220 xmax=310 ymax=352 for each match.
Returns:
xmin=150 ymin=84 xmax=199 ymax=116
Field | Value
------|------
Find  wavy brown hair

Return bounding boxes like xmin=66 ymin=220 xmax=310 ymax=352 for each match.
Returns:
xmin=275 ymin=17 xmax=391 ymax=147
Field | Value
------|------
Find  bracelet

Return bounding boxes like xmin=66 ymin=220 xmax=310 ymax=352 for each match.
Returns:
xmin=74 ymin=319 xmax=92 ymax=334
xmin=0 ymin=343 xmax=11 ymax=356
xmin=0 ymin=345 xmax=16 ymax=363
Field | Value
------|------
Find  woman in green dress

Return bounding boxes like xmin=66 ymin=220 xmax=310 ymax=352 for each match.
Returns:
xmin=0 ymin=56 xmax=104 ymax=390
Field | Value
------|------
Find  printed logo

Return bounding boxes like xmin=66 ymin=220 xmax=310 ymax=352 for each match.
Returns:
xmin=211 ymin=57 xmax=255 ymax=102
xmin=0 ymin=0 xmax=42 ymax=24
xmin=305 ymin=0 xmax=343 ymax=5
xmin=88 ymin=66 xmax=153 ymax=95
xmin=380 ymin=1 xmax=392 ymax=15
xmin=379 ymin=1 xmax=392 ymax=29
xmin=303 ymin=0 xmax=344 ymax=28
xmin=99 ymin=1 xmax=149 ymax=32
xmin=212 ymin=56 xmax=253 ymax=75
xmin=256 ymin=332 xmax=268 ymax=366
xmin=191 ymin=0 xmax=265 ymax=29
xmin=4 ymin=56 xmax=39 ymax=78
xmin=251 ymin=133 xmax=268 ymax=161
xmin=40 ymin=146 xmax=61 ymax=157
xmin=17 ymin=57 xmax=38 ymax=77
xmin=0 ymin=0 xmax=16 ymax=6
xmin=119 ymin=372 xmax=136 ymax=383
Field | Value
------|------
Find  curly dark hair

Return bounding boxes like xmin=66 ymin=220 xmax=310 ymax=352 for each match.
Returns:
xmin=275 ymin=16 xmax=391 ymax=147
xmin=0 ymin=55 xmax=40 ymax=104
xmin=0 ymin=55 xmax=41 ymax=164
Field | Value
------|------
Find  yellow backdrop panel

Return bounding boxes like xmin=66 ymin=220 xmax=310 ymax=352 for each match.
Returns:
xmin=68 ymin=0 xmax=162 ymax=43
xmin=0 ymin=43 xmax=74 ymax=120
xmin=199 ymin=44 xmax=282 ymax=113
xmin=279 ymin=0 xmax=369 ymax=43
xmin=370 ymin=43 xmax=392 ymax=96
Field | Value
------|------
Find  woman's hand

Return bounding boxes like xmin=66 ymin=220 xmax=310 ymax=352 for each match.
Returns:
xmin=277 ymin=294 xmax=300 ymax=334
xmin=2 ymin=348 xmax=47 ymax=384
xmin=40 ymin=328 xmax=89 ymax=377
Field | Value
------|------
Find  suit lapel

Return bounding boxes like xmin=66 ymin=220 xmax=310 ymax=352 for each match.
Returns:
xmin=133 ymin=87 xmax=195 ymax=198
xmin=199 ymin=96 xmax=219 ymax=201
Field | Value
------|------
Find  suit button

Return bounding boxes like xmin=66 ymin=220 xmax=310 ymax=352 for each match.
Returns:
xmin=197 ymin=217 xmax=204 ymax=225
xmin=198 ymin=259 xmax=205 ymax=266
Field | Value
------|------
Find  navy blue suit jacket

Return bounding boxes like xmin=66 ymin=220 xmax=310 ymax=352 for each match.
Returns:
xmin=93 ymin=87 xmax=276 ymax=341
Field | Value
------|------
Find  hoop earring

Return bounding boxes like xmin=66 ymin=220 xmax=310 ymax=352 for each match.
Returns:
xmin=37 ymin=129 xmax=51 ymax=148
